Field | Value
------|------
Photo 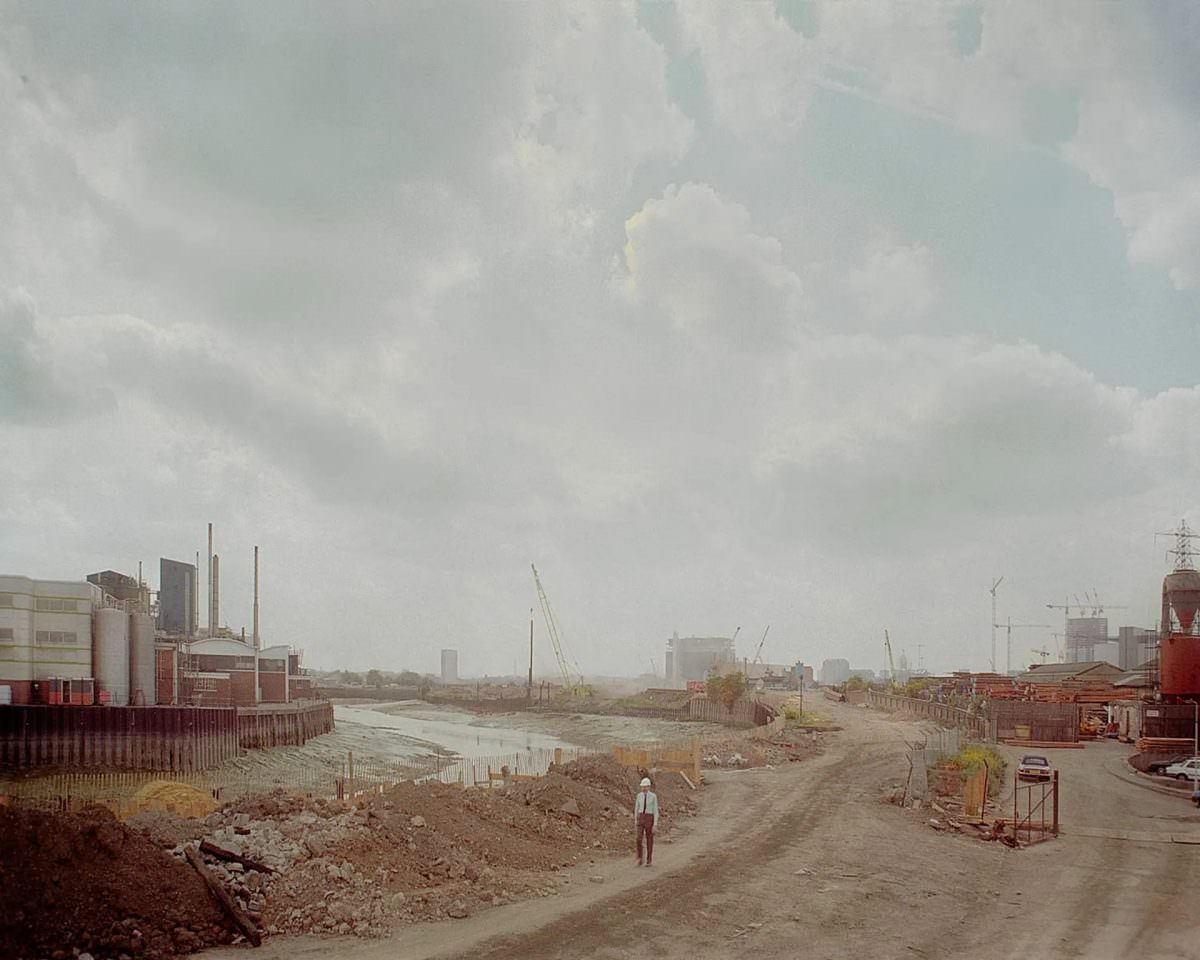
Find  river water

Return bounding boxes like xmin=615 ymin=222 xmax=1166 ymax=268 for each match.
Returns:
xmin=332 ymin=701 xmax=573 ymax=762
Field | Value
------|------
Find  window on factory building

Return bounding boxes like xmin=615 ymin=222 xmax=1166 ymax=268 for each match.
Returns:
xmin=0 ymin=594 xmax=14 ymax=607
xmin=35 ymin=630 xmax=77 ymax=644
xmin=35 ymin=598 xmax=78 ymax=612
xmin=0 ymin=627 xmax=14 ymax=641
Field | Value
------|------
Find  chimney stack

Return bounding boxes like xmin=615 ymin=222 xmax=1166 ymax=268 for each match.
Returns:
xmin=212 ymin=553 xmax=220 ymax=635
xmin=207 ymin=523 xmax=214 ymax=637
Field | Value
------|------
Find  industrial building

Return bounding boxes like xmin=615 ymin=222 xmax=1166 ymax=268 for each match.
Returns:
xmin=158 ymin=558 xmax=196 ymax=637
xmin=155 ymin=636 xmax=312 ymax=707
xmin=441 ymin=648 xmax=459 ymax=684
xmin=664 ymin=633 xmax=736 ymax=686
xmin=0 ymin=574 xmax=156 ymax=706
xmin=0 ymin=527 xmax=314 ymax=710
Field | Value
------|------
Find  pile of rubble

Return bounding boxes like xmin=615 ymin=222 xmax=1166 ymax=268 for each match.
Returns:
xmin=701 ymin=730 xmax=824 ymax=768
xmin=0 ymin=806 xmax=230 ymax=960
xmin=126 ymin=756 xmax=700 ymax=945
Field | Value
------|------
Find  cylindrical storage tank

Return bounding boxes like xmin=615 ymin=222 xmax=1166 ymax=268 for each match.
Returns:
xmin=129 ymin=612 xmax=156 ymax=706
xmin=1160 ymin=633 xmax=1200 ymax=698
xmin=94 ymin=606 xmax=130 ymax=706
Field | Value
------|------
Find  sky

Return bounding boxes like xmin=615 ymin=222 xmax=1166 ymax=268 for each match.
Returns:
xmin=2 ymin=1 xmax=1200 ymax=679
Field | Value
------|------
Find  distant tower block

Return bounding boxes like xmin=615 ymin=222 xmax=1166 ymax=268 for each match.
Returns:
xmin=441 ymin=649 xmax=459 ymax=684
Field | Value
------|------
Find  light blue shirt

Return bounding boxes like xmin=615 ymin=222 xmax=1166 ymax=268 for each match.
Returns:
xmin=635 ymin=789 xmax=659 ymax=828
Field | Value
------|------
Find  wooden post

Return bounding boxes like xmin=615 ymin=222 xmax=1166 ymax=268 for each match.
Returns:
xmin=348 ymin=750 xmax=354 ymax=792
xmin=553 ymin=747 xmax=563 ymax=767
xmin=692 ymin=736 xmax=701 ymax=783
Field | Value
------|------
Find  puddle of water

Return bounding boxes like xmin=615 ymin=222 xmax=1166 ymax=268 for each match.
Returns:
xmin=333 ymin=703 xmax=572 ymax=761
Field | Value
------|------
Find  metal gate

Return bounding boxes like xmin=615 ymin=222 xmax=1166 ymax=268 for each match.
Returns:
xmin=1011 ymin=769 xmax=1059 ymax=843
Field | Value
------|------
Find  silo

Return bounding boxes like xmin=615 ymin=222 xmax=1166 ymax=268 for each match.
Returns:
xmin=1160 ymin=568 xmax=1200 ymax=699
xmin=94 ymin=606 xmax=130 ymax=706
xmin=129 ymin=612 xmax=156 ymax=706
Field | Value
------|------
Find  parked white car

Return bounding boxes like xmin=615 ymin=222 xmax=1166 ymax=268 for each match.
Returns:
xmin=1164 ymin=758 xmax=1200 ymax=782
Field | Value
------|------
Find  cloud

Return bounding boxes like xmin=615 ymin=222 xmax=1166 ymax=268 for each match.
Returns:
xmin=845 ymin=230 xmax=938 ymax=329
xmin=617 ymin=182 xmax=804 ymax=347
xmin=676 ymin=1 xmax=816 ymax=139
xmin=0 ymin=288 xmax=111 ymax=422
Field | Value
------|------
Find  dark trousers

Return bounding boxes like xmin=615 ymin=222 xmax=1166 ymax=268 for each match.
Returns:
xmin=636 ymin=812 xmax=655 ymax=863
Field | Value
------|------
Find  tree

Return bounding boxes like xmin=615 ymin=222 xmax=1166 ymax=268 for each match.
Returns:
xmin=365 ymin=669 xmax=384 ymax=687
xmin=398 ymin=670 xmax=423 ymax=686
xmin=341 ymin=671 xmax=363 ymax=686
xmin=705 ymin=672 xmax=747 ymax=711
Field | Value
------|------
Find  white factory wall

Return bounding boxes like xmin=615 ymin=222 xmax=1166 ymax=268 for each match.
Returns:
xmin=0 ymin=576 xmax=97 ymax=688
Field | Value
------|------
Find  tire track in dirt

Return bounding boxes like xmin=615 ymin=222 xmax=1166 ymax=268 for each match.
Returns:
xmin=460 ymin=728 xmax=904 ymax=960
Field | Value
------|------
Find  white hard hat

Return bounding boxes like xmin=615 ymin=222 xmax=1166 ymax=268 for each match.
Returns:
xmin=640 ymin=777 xmax=652 ymax=787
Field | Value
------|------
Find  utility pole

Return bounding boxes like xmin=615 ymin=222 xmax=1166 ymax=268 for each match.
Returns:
xmin=527 ymin=608 xmax=534 ymax=704
xmin=989 ymin=577 xmax=1004 ymax=673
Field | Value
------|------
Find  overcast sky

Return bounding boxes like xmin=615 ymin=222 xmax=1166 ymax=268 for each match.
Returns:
xmin=3 ymin=2 xmax=1200 ymax=679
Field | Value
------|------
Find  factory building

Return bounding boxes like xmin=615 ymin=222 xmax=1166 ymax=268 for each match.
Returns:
xmin=0 ymin=576 xmax=98 ymax=704
xmin=155 ymin=636 xmax=313 ymax=707
xmin=665 ymin=633 xmax=736 ymax=686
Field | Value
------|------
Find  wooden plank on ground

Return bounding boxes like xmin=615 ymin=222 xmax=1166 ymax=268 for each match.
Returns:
xmin=185 ymin=846 xmax=262 ymax=947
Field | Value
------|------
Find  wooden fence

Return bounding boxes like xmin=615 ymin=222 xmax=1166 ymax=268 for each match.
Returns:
xmin=989 ymin=701 xmax=1079 ymax=743
xmin=865 ymin=691 xmax=989 ymax=740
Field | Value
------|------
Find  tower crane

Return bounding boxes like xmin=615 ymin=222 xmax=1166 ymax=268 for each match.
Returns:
xmin=752 ymin=625 xmax=771 ymax=666
xmin=990 ymin=617 xmax=1051 ymax=675
xmin=884 ymin=629 xmax=897 ymax=689
xmin=531 ymin=564 xmax=588 ymax=698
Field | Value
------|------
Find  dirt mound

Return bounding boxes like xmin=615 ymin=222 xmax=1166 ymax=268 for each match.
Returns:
xmin=0 ymin=806 xmax=230 ymax=960
xmin=551 ymin=755 xmax=698 ymax=824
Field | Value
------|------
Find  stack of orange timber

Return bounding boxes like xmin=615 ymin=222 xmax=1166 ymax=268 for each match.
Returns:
xmin=1135 ymin=737 xmax=1195 ymax=753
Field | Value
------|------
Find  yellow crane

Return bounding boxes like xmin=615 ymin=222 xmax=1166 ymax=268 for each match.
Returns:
xmin=531 ymin=564 xmax=589 ymax=698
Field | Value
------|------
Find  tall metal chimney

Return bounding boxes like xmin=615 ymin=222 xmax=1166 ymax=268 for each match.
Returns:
xmin=212 ymin=553 xmax=220 ymax=635
xmin=207 ymin=523 xmax=214 ymax=637
xmin=193 ymin=551 xmax=200 ymax=637
xmin=252 ymin=545 xmax=260 ymax=650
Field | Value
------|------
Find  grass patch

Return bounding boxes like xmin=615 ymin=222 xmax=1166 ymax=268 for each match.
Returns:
xmin=784 ymin=708 xmax=828 ymax=727
xmin=943 ymin=744 xmax=1006 ymax=779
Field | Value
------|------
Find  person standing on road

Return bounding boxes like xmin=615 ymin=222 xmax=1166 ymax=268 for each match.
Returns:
xmin=635 ymin=776 xmax=660 ymax=866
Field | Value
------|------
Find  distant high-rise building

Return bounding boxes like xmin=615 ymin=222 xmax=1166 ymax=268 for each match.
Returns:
xmin=441 ymin=648 xmax=459 ymax=684
xmin=820 ymin=658 xmax=851 ymax=685
xmin=158 ymin=558 xmax=196 ymax=637
xmin=1117 ymin=626 xmax=1157 ymax=670
xmin=664 ymin=633 xmax=736 ymax=686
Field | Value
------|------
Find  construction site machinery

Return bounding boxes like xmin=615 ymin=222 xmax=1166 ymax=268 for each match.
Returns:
xmin=530 ymin=564 xmax=590 ymax=698
xmin=884 ymin=629 xmax=897 ymax=689
xmin=752 ymin=625 xmax=771 ymax=666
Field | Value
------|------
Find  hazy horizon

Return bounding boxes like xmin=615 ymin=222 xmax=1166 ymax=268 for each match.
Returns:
xmin=3 ymin=2 xmax=1199 ymax=679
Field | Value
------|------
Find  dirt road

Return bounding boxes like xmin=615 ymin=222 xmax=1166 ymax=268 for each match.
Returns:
xmin=206 ymin=701 xmax=1200 ymax=960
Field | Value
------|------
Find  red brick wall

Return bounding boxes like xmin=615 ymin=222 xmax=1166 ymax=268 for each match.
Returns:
xmin=155 ymin=649 xmax=175 ymax=704
xmin=259 ymin=671 xmax=287 ymax=702
xmin=1 ymin=679 xmax=34 ymax=704
xmin=230 ymin=669 xmax=257 ymax=706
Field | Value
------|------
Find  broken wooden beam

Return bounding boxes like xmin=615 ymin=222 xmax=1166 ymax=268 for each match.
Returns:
xmin=200 ymin=840 xmax=275 ymax=874
xmin=185 ymin=845 xmax=262 ymax=947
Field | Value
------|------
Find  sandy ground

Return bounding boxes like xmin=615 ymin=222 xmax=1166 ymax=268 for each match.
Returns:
xmin=204 ymin=699 xmax=1200 ymax=960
